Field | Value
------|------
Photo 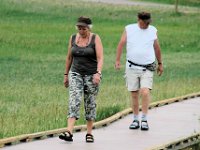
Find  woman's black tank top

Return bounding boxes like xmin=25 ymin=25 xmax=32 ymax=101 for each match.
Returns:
xmin=70 ymin=34 xmax=97 ymax=75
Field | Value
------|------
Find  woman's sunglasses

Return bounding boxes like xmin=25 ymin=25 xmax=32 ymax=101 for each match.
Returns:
xmin=78 ymin=26 xmax=87 ymax=31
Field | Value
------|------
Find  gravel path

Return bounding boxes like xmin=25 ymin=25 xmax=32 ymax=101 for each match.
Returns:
xmin=83 ymin=0 xmax=172 ymax=8
xmin=82 ymin=0 xmax=199 ymax=13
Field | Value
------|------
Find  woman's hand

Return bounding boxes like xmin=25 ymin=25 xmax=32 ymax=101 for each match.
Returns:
xmin=64 ymin=75 xmax=69 ymax=88
xmin=92 ymin=73 xmax=101 ymax=85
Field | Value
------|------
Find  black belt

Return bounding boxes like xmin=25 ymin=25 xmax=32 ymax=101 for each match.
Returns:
xmin=128 ymin=60 xmax=150 ymax=68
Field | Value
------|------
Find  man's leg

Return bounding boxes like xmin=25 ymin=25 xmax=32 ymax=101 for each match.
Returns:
xmin=129 ymin=91 xmax=140 ymax=129
xmin=140 ymin=88 xmax=150 ymax=116
xmin=131 ymin=91 xmax=140 ymax=116
xmin=140 ymin=87 xmax=151 ymax=130
xmin=140 ymin=69 xmax=153 ymax=130
xmin=126 ymin=68 xmax=140 ymax=129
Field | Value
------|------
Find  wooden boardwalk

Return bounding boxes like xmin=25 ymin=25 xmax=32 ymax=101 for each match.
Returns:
xmin=2 ymin=97 xmax=200 ymax=150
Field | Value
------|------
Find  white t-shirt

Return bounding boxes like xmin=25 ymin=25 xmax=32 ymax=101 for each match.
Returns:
xmin=125 ymin=23 xmax=157 ymax=69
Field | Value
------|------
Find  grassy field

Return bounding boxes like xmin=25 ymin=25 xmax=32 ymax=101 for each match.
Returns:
xmin=0 ymin=0 xmax=200 ymax=139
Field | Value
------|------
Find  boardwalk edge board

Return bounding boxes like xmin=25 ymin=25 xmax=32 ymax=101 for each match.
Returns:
xmin=0 ymin=92 xmax=200 ymax=148
xmin=147 ymin=133 xmax=200 ymax=150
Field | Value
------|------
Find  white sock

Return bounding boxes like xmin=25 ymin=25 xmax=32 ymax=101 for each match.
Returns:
xmin=141 ymin=114 xmax=147 ymax=121
xmin=134 ymin=115 xmax=139 ymax=121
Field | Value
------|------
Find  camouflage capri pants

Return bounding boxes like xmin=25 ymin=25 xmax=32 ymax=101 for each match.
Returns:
xmin=68 ymin=71 xmax=100 ymax=120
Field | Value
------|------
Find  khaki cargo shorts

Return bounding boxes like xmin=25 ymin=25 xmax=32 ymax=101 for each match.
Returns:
xmin=125 ymin=68 xmax=154 ymax=91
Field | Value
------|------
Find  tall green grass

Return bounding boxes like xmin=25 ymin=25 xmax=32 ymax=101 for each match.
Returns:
xmin=0 ymin=0 xmax=200 ymax=138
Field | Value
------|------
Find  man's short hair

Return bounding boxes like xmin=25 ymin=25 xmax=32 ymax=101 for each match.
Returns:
xmin=137 ymin=12 xmax=151 ymax=23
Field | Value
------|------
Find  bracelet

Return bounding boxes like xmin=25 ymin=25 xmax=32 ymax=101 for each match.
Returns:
xmin=64 ymin=73 xmax=68 ymax=75
xmin=158 ymin=62 xmax=162 ymax=65
xmin=96 ymin=71 xmax=102 ymax=75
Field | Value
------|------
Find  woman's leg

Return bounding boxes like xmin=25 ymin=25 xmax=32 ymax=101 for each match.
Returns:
xmin=67 ymin=72 xmax=84 ymax=133
xmin=83 ymin=75 xmax=99 ymax=134
xmin=86 ymin=120 xmax=93 ymax=134
xmin=67 ymin=117 xmax=76 ymax=133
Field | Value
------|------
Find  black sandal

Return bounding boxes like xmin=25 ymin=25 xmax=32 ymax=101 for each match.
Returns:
xmin=129 ymin=120 xmax=140 ymax=129
xmin=141 ymin=120 xmax=149 ymax=131
xmin=86 ymin=134 xmax=94 ymax=143
xmin=59 ymin=130 xmax=73 ymax=142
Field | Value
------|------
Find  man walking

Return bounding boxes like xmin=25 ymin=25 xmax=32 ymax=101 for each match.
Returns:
xmin=115 ymin=12 xmax=163 ymax=130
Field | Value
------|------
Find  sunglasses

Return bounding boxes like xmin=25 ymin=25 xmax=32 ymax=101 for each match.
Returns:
xmin=77 ymin=26 xmax=87 ymax=31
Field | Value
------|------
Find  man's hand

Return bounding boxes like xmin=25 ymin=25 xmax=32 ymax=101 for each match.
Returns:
xmin=115 ymin=61 xmax=121 ymax=70
xmin=157 ymin=64 xmax=163 ymax=76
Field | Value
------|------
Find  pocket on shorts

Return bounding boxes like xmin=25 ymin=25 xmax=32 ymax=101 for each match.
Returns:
xmin=141 ymin=70 xmax=154 ymax=89
xmin=124 ymin=71 xmax=128 ymax=87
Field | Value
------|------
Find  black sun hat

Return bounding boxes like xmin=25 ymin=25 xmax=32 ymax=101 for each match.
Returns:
xmin=76 ymin=16 xmax=92 ymax=27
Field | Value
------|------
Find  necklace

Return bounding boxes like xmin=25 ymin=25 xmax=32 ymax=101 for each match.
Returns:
xmin=77 ymin=33 xmax=90 ymax=47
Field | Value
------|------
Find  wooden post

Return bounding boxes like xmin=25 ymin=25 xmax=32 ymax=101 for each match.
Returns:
xmin=175 ymin=0 xmax=179 ymax=13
